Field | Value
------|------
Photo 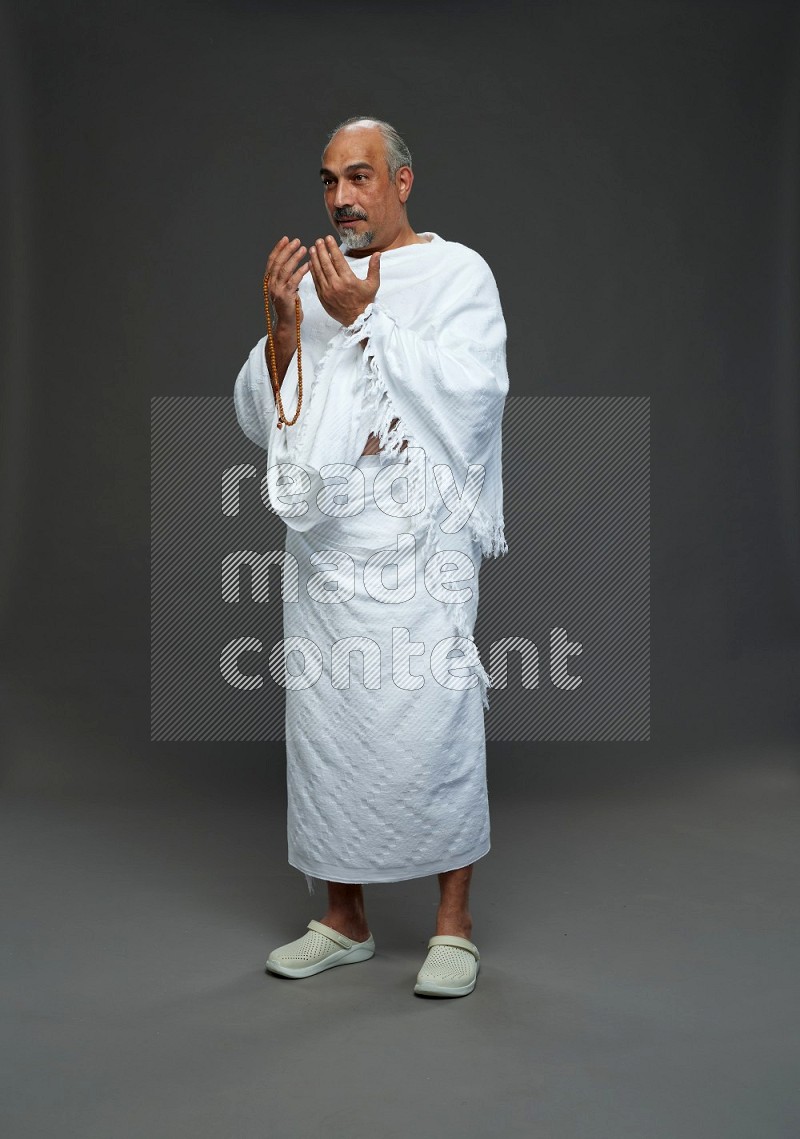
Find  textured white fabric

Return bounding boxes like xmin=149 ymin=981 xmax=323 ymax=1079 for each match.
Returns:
xmin=233 ymin=232 xmax=509 ymax=891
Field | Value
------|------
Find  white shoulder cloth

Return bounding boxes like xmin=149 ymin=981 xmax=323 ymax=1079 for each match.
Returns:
xmin=234 ymin=231 xmax=509 ymax=567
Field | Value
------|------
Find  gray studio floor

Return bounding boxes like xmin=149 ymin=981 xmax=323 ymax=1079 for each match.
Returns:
xmin=2 ymin=693 xmax=798 ymax=1138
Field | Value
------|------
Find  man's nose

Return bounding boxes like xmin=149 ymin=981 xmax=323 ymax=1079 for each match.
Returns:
xmin=333 ymin=183 xmax=353 ymax=209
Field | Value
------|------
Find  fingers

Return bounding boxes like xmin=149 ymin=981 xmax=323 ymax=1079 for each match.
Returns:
xmin=288 ymin=261 xmax=311 ymax=291
xmin=266 ymin=238 xmax=310 ymax=316
xmin=309 ymin=235 xmax=338 ymax=285
xmin=265 ymin=235 xmax=292 ymax=278
xmin=326 ymin=237 xmax=351 ymax=272
xmin=283 ymin=242 xmax=307 ymax=285
xmin=267 ymin=237 xmax=307 ymax=285
xmin=321 ymin=234 xmax=343 ymax=274
xmin=308 ymin=242 xmax=327 ymax=286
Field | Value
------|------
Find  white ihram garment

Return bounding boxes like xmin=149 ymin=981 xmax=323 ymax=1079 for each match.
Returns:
xmin=233 ymin=232 xmax=509 ymax=891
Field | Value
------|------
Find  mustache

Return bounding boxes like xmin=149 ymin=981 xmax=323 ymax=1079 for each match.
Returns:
xmin=334 ymin=212 xmax=366 ymax=221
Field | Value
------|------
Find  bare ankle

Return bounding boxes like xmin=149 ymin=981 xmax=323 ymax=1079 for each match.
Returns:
xmin=320 ymin=910 xmax=370 ymax=940
xmin=435 ymin=908 xmax=473 ymax=938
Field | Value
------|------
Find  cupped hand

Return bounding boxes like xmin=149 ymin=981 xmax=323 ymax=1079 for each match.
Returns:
xmin=308 ymin=234 xmax=381 ymax=327
xmin=265 ymin=236 xmax=311 ymax=326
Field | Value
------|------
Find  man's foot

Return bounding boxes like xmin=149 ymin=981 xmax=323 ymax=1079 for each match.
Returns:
xmin=414 ymin=934 xmax=481 ymax=998
xmin=266 ymin=920 xmax=375 ymax=979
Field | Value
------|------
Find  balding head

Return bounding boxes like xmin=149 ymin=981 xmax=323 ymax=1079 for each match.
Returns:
xmin=319 ymin=117 xmax=416 ymax=254
xmin=322 ymin=116 xmax=413 ymax=181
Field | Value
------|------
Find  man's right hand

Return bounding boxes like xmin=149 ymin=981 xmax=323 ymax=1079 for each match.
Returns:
xmin=264 ymin=236 xmax=311 ymax=393
xmin=266 ymin=236 xmax=311 ymax=327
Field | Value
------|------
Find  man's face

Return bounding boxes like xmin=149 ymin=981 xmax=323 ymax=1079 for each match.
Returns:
xmin=319 ymin=125 xmax=406 ymax=252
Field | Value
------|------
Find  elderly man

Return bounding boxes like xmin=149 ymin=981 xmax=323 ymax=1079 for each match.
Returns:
xmin=233 ymin=115 xmax=509 ymax=997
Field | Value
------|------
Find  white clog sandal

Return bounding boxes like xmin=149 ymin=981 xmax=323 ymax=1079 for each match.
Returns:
xmin=414 ymin=934 xmax=481 ymax=997
xmin=265 ymin=919 xmax=375 ymax=978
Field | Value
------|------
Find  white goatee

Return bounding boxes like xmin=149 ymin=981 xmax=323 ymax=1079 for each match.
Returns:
xmin=339 ymin=225 xmax=374 ymax=250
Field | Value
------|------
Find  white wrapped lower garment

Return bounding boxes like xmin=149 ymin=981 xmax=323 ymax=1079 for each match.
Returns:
xmin=281 ymin=453 xmax=490 ymax=891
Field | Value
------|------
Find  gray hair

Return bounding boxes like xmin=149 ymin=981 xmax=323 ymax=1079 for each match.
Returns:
xmin=322 ymin=116 xmax=412 ymax=181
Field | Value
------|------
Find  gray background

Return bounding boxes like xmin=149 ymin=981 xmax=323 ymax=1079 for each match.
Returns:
xmin=2 ymin=2 xmax=798 ymax=1137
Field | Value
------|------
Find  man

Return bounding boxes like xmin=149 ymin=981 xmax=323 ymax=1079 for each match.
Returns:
xmin=233 ymin=116 xmax=509 ymax=997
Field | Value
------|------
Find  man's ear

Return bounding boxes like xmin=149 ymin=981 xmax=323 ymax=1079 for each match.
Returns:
xmin=397 ymin=165 xmax=414 ymax=202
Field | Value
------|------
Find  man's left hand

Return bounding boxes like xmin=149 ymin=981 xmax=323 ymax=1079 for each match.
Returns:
xmin=308 ymin=234 xmax=381 ymax=328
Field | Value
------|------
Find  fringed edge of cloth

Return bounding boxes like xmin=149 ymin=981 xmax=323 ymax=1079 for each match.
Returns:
xmin=304 ymin=872 xmax=315 ymax=895
xmin=288 ymin=333 xmax=341 ymax=459
xmin=361 ymin=349 xmax=440 ymax=568
xmin=468 ymin=506 xmax=509 ymax=559
xmin=453 ymin=599 xmax=494 ymax=712
xmin=360 ymin=344 xmax=499 ymax=711
xmin=361 ymin=343 xmax=508 ymax=563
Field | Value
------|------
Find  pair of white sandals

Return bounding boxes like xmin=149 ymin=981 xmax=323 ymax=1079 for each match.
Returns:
xmin=266 ymin=919 xmax=481 ymax=998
